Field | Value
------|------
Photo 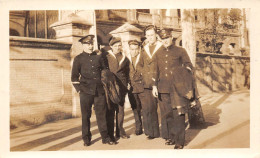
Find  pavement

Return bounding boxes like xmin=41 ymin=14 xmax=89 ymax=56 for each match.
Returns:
xmin=10 ymin=89 xmax=250 ymax=151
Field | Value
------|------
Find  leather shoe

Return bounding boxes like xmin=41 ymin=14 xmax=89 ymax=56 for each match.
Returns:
xmin=102 ymin=138 xmax=115 ymax=145
xmin=147 ymin=136 xmax=155 ymax=140
xmin=174 ymin=145 xmax=184 ymax=149
xmin=83 ymin=141 xmax=91 ymax=146
xmin=135 ymin=130 xmax=143 ymax=136
xmin=121 ymin=134 xmax=130 ymax=139
xmin=165 ymin=140 xmax=175 ymax=145
xmin=110 ymin=136 xmax=119 ymax=144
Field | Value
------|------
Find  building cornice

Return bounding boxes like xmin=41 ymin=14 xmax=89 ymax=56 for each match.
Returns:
xmin=9 ymin=36 xmax=72 ymax=50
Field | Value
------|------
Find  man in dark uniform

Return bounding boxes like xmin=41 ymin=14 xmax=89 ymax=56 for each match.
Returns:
xmin=137 ymin=25 xmax=163 ymax=139
xmin=155 ymin=29 xmax=194 ymax=149
xmin=105 ymin=37 xmax=130 ymax=140
xmin=71 ymin=35 xmax=115 ymax=146
xmin=127 ymin=39 xmax=144 ymax=135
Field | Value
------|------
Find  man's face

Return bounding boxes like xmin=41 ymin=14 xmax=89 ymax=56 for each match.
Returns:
xmin=82 ymin=42 xmax=94 ymax=53
xmin=129 ymin=44 xmax=140 ymax=57
xmin=162 ymin=37 xmax=173 ymax=48
xmin=145 ymin=29 xmax=157 ymax=45
xmin=111 ymin=42 xmax=122 ymax=54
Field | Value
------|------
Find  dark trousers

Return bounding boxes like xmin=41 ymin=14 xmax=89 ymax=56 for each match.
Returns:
xmin=138 ymin=89 xmax=160 ymax=137
xmin=128 ymin=91 xmax=143 ymax=133
xmin=79 ymin=92 xmax=109 ymax=143
xmin=158 ymin=93 xmax=185 ymax=146
xmin=106 ymin=93 xmax=126 ymax=138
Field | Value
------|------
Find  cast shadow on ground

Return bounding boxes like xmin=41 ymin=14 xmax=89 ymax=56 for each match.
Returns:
xmin=41 ymin=117 xmax=136 ymax=151
xmin=185 ymin=92 xmax=232 ymax=146
xmin=10 ymin=109 xmax=134 ymax=151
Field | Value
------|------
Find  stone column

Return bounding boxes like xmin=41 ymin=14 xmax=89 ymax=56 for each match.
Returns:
xmin=127 ymin=9 xmax=138 ymax=24
xmin=51 ymin=13 xmax=93 ymax=117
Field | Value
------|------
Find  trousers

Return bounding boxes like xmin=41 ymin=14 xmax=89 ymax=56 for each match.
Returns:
xmin=106 ymin=92 xmax=127 ymax=138
xmin=138 ymin=89 xmax=160 ymax=138
xmin=79 ymin=92 xmax=109 ymax=143
xmin=158 ymin=93 xmax=185 ymax=146
xmin=128 ymin=91 xmax=143 ymax=133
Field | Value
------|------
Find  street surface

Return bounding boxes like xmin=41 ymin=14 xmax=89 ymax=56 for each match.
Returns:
xmin=10 ymin=89 xmax=250 ymax=151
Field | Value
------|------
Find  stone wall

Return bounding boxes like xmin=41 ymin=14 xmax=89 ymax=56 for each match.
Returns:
xmin=195 ymin=53 xmax=250 ymax=96
xmin=9 ymin=36 xmax=74 ymax=129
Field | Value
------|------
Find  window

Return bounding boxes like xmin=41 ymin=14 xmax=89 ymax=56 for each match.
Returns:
xmin=136 ymin=9 xmax=150 ymax=13
xmin=177 ymin=9 xmax=181 ymax=19
xmin=27 ymin=10 xmax=58 ymax=39
xmin=230 ymin=43 xmax=236 ymax=48
xmin=196 ymin=41 xmax=199 ymax=52
xmin=10 ymin=29 xmax=20 ymax=36
xmin=194 ymin=9 xmax=198 ymax=21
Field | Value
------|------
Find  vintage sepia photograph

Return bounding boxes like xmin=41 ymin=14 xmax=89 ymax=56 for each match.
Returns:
xmin=8 ymin=8 xmax=251 ymax=152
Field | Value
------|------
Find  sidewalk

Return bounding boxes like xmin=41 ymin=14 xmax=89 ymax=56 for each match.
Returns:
xmin=10 ymin=89 xmax=250 ymax=151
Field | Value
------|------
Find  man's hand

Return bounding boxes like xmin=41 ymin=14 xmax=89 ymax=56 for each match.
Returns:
xmin=127 ymin=83 xmax=131 ymax=90
xmin=152 ymin=86 xmax=158 ymax=98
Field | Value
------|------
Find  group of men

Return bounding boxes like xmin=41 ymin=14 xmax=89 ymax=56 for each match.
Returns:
xmin=71 ymin=24 xmax=195 ymax=149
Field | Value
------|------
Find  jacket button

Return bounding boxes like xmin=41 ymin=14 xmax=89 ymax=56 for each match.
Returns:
xmin=165 ymin=61 xmax=168 ymax=63
xmin=165 ymin=74 xmax=168 ymax=77
xmin=165 ymin=67 xmax=168 ymax=70
xmin=166 ymin=55 xmax=168 ymax=57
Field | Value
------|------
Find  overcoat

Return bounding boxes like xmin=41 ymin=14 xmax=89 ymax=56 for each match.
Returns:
xmin=101 ymin=69 xmax=121 ymax=110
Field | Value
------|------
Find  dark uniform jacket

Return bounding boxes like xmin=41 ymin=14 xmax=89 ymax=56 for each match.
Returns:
xmin=71 ymin=50 xmax=107 ymax=95
xmin=138 ymin=41 xmax=164 ymax=89
xmin=105 ymin=50 xmax=130 ymax=91
xmin=155 ymin=45 xmax=193 ymax=93
xmin=155 ymin=45 xmax=194 ymax=114
xmin=128 ymin=54 xmax=144 ymax=94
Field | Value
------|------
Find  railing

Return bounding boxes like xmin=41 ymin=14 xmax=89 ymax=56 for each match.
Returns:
xmin=137 ymin=12 xmax=180 ymax=28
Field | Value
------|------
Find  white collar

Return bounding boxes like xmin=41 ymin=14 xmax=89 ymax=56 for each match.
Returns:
xmin=143 ymin=41 xmax=163 ymax=58
xmin=108 ymin=50 xmax=126 ymax=66
xmin=128 ymin=54 xmax=140 ymax=68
